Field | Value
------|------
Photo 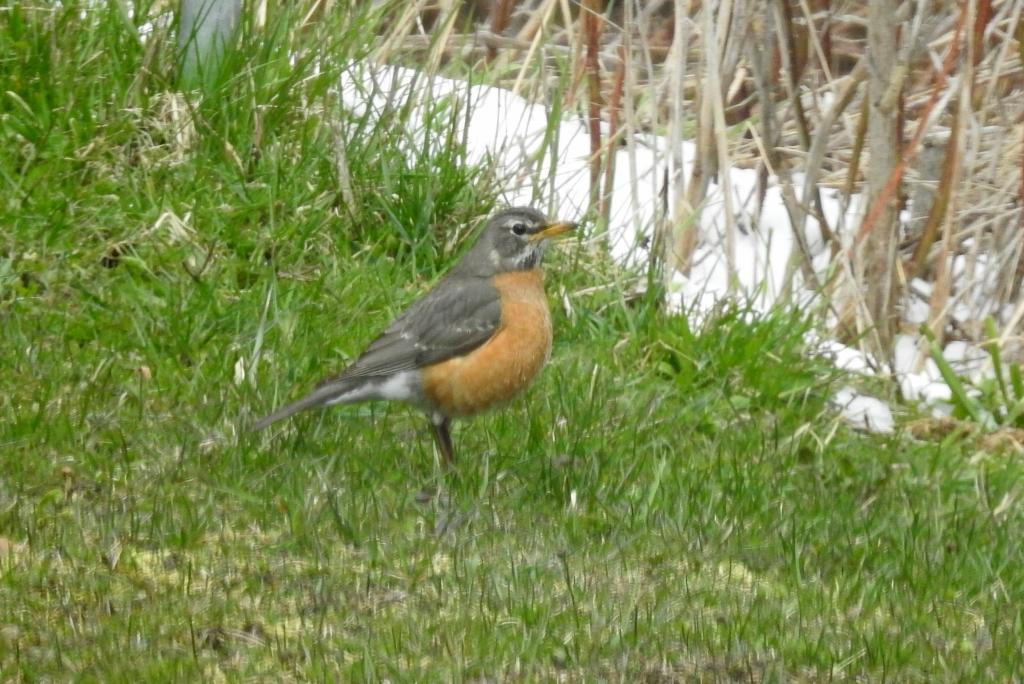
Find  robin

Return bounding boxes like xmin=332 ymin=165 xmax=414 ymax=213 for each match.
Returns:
xmin=252 ymin=206 xmax=577 ymax=463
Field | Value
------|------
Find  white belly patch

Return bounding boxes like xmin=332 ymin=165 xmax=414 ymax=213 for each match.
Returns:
xmin=322 ymin=370 xmax=420 ymax=406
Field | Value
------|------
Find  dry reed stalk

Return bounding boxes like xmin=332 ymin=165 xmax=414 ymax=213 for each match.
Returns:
xmin=907 ymin=117 xmax=961 ymax=279
xmin=775 ymin=0 xmax=813 ymax=151
xmin=917 ymin=1 xmax=972 ymax=366
xmin=791 ymin=0 xmax=842 ymax=248
xmin=745 ymin=1 xmax=777 ymax=227
xmin=621 ymin=0 xmax=644 ymax=250
xmin=373 ymin=0 xmax=433 ymax=63
xmin=558 ymin=0 xmax=577 ymax=67
xmin=1016 ymin=126 xmax=1024 ymax=309
xmin=397 ymin=31 xmax=575 ymax=60
xmin=913 ymin=0 xmax=999 ymax=282
xmin=958 ymin=0 xmax=990 ymax=335
xmin=797 ymin=0 xmax=834 ymax=84
xmin=601 ymin=44 xmax=625 ymax=227
xmin=999 ymin=130 xmax=1024 ymax=348
xmin=425 ymin=0 xmax=460 ymax=74
xmin=770 ymin=0 xmax=858 ymax=298
xmin=511 ymin=0 xmax=559 ymax=96
xmin=514 ymin=0 xmax=553 ymax=43
xmin=703 ymin=1 xmax=737 ymax=289
xmin=582 ymin=0 xmax=605 ymax=225
xmin=663 ymin=0 xmax=696 ymax=278
xmin=758 ymin=0 xmax=821 ymax=296
xmin=679 ymin=3 xmax=719 ymax=279
xmin=486 ymin=0 xmax=516 ymax=63
xmin=780 ymin=57 xmax=867 ymax=308
xmin=859 ymin=0 xmax=902 ymax=357
xmin=803 ymin=60 xmax=865 ymax=248
xmin=843 ymin=94 xmax=869 ymax=201
xmin=981 ymin=0 xmax=1022 ymax=106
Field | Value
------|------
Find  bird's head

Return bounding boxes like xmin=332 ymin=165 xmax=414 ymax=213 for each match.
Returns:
xmin=456 ymin=206 xmax=577 ymax=277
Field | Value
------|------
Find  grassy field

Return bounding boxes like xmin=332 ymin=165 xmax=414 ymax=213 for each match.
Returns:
xmin=2 ymin=2 xmax=1023 ymax=680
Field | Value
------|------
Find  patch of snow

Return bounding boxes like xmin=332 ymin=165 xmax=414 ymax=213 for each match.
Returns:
xmin=833 ymin=387 xmax=895 ymax=434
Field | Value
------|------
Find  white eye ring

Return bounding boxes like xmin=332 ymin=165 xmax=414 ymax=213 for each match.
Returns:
xmin=511 ymin=223 xmax=528 ymax=235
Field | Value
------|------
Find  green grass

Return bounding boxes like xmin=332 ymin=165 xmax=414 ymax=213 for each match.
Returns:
xmin=2 ymin=2 xmax=1023 ymax=680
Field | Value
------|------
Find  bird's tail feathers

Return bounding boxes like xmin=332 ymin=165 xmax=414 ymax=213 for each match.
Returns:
xmin=250 ymin=380 xmax=356 ymax=432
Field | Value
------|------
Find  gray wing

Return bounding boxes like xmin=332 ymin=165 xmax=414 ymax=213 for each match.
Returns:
xmin=250 ymin=276 xmax=500 ymax=431
xmin=319 ymin=275 xmax=502 ymax=384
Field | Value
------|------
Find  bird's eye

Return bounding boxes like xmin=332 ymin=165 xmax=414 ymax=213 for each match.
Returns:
xmin=511 ymin=223 xmax=528 ymax=236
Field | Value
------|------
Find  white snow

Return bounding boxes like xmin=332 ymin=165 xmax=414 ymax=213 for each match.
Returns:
xmin=833 ymin=387 xmax=895 ymax=434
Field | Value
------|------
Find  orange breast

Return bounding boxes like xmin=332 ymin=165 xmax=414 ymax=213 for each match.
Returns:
xmin=421 ymin=269 xmax=553 ymax=417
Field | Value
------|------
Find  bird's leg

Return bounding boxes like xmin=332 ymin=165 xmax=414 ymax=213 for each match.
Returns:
xmin=430 ymin=416 xmax=455 ymax=465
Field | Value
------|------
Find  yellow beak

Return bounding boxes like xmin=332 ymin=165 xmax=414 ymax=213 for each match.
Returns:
xmin=529 ymin=221 xmax=577 ymax=242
